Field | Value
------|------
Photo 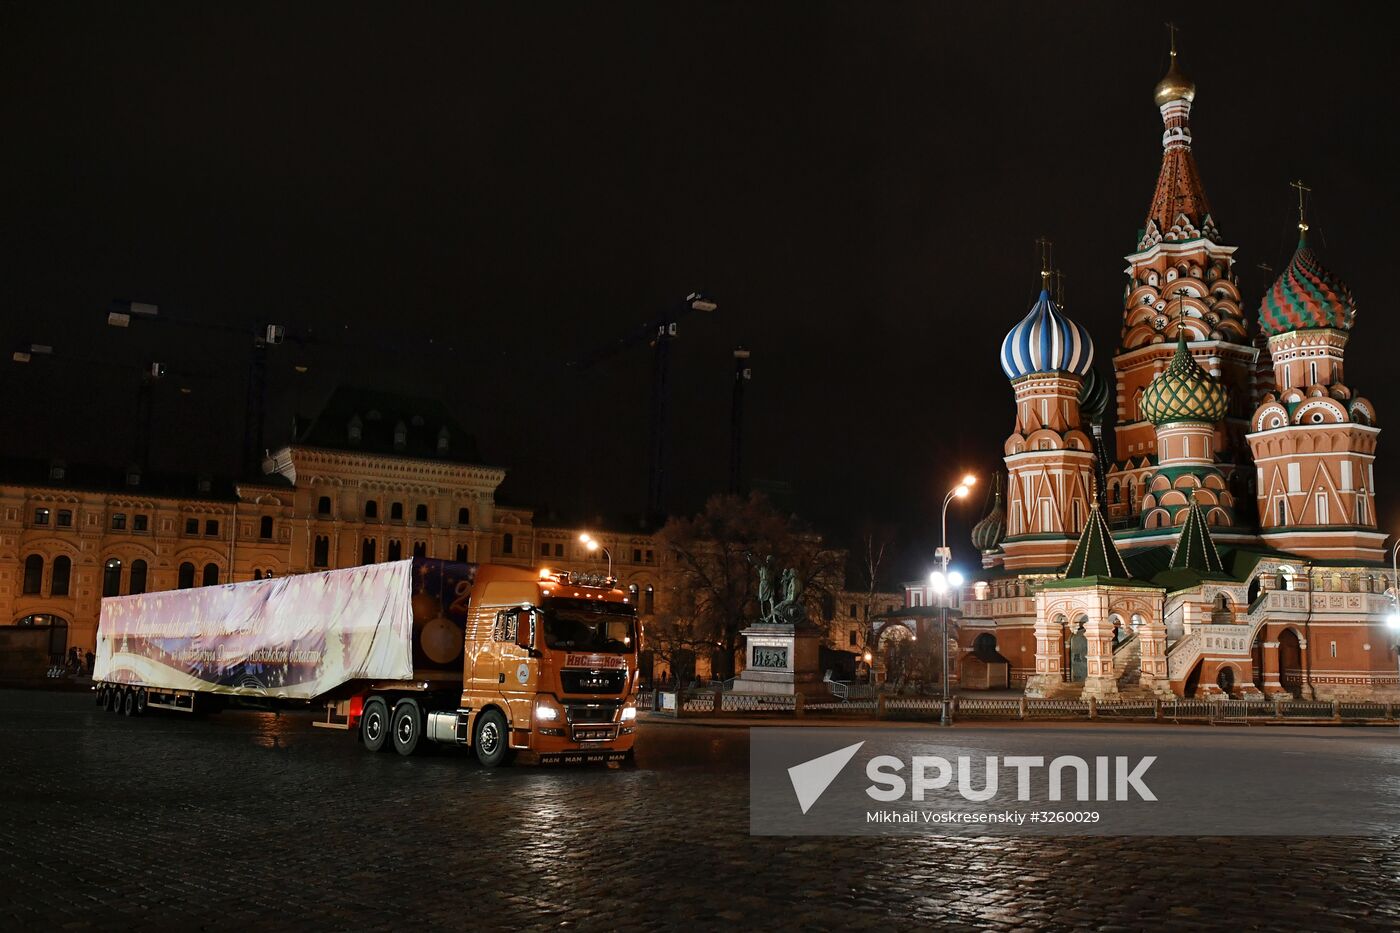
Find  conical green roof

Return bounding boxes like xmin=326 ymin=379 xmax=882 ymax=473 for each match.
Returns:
xmin=1141 ymin=329 xmax=1228 ymax=425
xmin=1063 ymin=501 xmax=1132 ymax=581
xmin=1167 ymin=497 xmax=1225 ymax=574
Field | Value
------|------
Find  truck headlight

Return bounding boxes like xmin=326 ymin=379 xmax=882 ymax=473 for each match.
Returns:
xmin=534 ymin=695 xmax=564 ymax=722
xmin=620 ymin=705 xmax=637 ymax=721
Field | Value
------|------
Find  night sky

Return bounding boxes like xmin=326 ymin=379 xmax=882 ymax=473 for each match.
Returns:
xmin=3 ymin=2 xmax=1397 ymax=582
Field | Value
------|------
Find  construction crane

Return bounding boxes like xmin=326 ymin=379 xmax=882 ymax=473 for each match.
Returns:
xmin=570 ymin=292 xmax=717 ymax=523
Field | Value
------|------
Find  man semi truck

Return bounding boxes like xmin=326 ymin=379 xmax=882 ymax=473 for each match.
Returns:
xmin=91 ymin=558 xmax=640 ymax=766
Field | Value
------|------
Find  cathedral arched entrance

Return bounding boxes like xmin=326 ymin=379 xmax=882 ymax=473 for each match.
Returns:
xmin=1277 ymin=628 xmax=1303 ymax=698
xmin=1183 ymin=659 xmax=1203 ymax=698
xmin=1215 ymin=665 xmax=1236 ymax=696
xmin=1067 ymin=617 xmax=1088 ymax=683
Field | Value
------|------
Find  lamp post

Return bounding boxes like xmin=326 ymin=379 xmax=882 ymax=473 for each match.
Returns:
xmin=932 ymin=474 xmax=976 ymax=726
xmin=579 ymin=533 xmax=612 ymax=579
xmin=1387 ymin=541 xmax=1400 ymax=692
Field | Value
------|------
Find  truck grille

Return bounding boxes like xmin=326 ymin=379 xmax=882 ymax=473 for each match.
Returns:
xmin=561 ymin=670 xmax=627 ymax=694
xmin=565 ymin=702 xmax=619 ymax=724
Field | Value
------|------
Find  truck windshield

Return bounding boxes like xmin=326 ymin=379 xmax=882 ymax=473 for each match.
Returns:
xmin=541 ymin=598 xmax=636 ymax=653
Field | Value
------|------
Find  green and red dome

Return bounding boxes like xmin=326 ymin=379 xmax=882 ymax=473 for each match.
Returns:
xmin=1258 ymin=236 xmax=1356 ymax=337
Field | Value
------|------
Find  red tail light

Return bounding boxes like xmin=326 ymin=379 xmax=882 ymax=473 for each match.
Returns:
xmin=348 ymin=694 xmax=365 ymax=727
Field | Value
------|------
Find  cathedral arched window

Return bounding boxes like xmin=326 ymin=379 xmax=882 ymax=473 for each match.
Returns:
xmin=202 ymin=563 xmax=219 ymax=586
xmin=314 ymin=535 xmax=330 ymax=568
xmin=178 ymin=562 xmax=195 ymax=589
xmin=129 ymin=559 xmax=147 ymax=595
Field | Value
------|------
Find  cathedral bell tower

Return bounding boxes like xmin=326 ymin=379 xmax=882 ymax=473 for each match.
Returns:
xmin=999 ymin=263 xmax=1098 ymax=572
xmin=1105 ymin=36 xmax=1258 ymax=526
xmin=1247 ymin=189 xmax=1383 ymax=561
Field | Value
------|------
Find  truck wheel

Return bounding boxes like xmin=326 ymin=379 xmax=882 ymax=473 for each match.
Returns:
xmin=391 ymin=699 xmax=423 ymax=756
xmin=95 ymin=685 xmax=106 ymax=708
xmin=121 ymin=688 xmax=135 ymax=717
xmin=361 ymin=697 xmax=390 ymax=753
xmin=473 ymin=709 xmax=509 ymax=768
xmin=111 ymin=687 xmax=126 ymax=714
xmin=134 ymin=689 xmax=147 ymax=716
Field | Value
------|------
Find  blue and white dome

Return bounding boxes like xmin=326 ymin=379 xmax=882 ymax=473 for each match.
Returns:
xmin=999 ymin=289 xmax=1095 ymax=381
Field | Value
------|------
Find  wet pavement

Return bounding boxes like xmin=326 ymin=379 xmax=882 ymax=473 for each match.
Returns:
xmin=3 ymin=689 xmax=1399 ymax=931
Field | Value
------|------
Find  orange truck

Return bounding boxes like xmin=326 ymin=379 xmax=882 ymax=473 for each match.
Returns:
xmin=91 ymin=558 xmax=640 ymax=765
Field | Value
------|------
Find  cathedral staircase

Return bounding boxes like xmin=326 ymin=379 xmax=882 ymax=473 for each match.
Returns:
xmin=1112 ymin=634 xmax=1156 ymax=699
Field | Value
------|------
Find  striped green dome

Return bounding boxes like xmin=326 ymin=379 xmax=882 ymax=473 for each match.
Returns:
xmin=1141 ymin=330 xmax=1228 ymax=425
xmin=1258 ymin=234 xmax=1356 ymax=337
xmin=971 ymin=478 xmax=1007 ymax=553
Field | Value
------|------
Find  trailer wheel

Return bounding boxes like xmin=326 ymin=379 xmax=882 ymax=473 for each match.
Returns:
xmin=473 ymin=709 xmax=509 ymax=768
xmin=121 ymin=688 xmax=136 ymax=717
xmin=361 ymin=697 xmax=390 ymax=753
xmin=134 ymin=689 xmax=148 ymax=716
xmin=391 ymin=699 xmax=423 ymax=756
xmin=95 ymin=685 xmax=106 ymax=708
xmin=111 ymin=687 xmax=126 ymax=714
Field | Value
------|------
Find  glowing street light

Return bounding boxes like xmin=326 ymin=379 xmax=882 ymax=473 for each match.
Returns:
xmin=934 ymin=473 xmax=975 ymax=727
xmin=579 ymin=533 xmax=612 ymax=579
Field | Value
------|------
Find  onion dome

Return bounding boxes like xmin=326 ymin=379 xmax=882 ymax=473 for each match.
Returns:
xmin=1000 ymin=290 xmax=1095 ymax=381
xmin=1078 ymin=367 xmax=1110 ymax=424
xmin=971 ymin=475 xmax=1007 ymax=553
xmin=1258 ymin=234 xmax=1356 ymax=337
xmin=1154 ymin=53 xmax=1196 ymax=106
xmin=1141 ymin=330 xmax=1229 ymax=424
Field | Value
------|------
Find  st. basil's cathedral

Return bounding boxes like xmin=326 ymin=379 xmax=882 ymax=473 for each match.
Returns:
xmin=882 ymin=43 xmax=1395 ymax=700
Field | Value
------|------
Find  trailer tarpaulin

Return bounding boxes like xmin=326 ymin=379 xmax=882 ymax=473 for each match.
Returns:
xmin=93 ymin=560 xmax=416 ymax=699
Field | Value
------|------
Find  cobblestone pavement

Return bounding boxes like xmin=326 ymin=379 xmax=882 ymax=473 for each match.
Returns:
xmin=3 ymin=689 xmax=1399 ymax=932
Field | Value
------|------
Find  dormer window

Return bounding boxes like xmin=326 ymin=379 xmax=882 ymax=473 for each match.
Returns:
xmin=393 ymin=421 xmax=407 ymax=450
xmin=347 ymin=415 xmax=363 ymax=443
xmin=49 ymin=461 xmax=66 ymax=481
xmin=437 ymin=426 xmax=450 ymax=454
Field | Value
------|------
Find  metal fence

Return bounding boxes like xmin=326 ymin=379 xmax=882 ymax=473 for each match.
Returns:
xmin=650 ymin=689 xmax=1398 ymax=724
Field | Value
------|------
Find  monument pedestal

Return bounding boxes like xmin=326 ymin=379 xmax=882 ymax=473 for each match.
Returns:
xmin=729 ymin=622 xmax=828 ymax=696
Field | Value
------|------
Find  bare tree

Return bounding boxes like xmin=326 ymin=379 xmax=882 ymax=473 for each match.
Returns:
xmin=658 ymin=493 xmax=844 ymax=680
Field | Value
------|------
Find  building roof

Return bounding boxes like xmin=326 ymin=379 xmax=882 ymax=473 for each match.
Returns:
xmin=970 ymin=474 xmax=1007 ymax=553
xmin=1258 ymin=233 xmax=1356 ymax=338
xmin=295 ymin=386 xmax=481 ymax=463
xmin=1000 ymin=288 xmax=1095 ymax=381
xmin=0 ymin=457 xmax=242 ymax=502
xmin=1168 ymin=498 xmax=1226 ymax=574
xmin=1061 ymin=501 xmax=1133 ymax=583
xmin=1079 ymin=367 xmax=1110 ymax=424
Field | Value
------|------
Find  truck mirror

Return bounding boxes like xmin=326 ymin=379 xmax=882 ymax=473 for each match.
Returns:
xmin=514 ymin=611 xmax=534 ymax=650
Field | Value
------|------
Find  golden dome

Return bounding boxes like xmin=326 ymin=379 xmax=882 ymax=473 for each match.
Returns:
xmin=1153 ymin=53 xmax=1196 ymax=106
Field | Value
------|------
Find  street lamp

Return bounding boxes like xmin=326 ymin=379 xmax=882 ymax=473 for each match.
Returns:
xmin=863 ymin=650 xmax=874 ymax=686
xmin=933 ymin=473 xmax=975 ymax=727
xmin=579 ymin=533 xmax=612 ymax=579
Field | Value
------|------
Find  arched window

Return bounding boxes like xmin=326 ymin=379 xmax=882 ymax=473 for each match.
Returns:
xmin=455 ymin=544 xmax=469 ymax=562
xmin=415 ymin=504 xmax=428 ymax=523
xmin=22 ymin=555 xmax=43 ymax=595
xmin=502 ymin=532 xmax=514 ymax=555
xmin=644 ymin=585 xmax=655 ymax=615
xmin=1127 ymin=481 xmax=1136 ymax=513
xmin=364 ymin=499 xmax=378 ymax=520
xmin=387 ymin=539 xmax=403 ymax=561
xmin=412 ymin=541 xmax=426 ymax=559
xmin=314 ymin=535 xmax=330 ymax=568
xmin=202 ymin=563 xmax=219 ymax=586
xmin=391 ymin=502 xmax=404 ymax=521
xmin=457 ymin=507 xmax=470 ymax=526
xmin=253 ymin=569 xmax=263 ymax=581
xmin=103 ymin=558 xmax=122 ymax=597
xmin=178 ymin=562 xmax=196 ymax=589
xmin=51 ymin=556 xmax=72 ymax=597
xmin=317 ymin=496 xmax=332 ymax=516
xmin=628 ymin=583 xmax=640 ymax=603
xmin=362 ymin=539 xmax=377 ymax=564
xmin=129 ymin=559 xmax=147 ymax=595
xmin=259 ymin=515 xmax=274 ymax=539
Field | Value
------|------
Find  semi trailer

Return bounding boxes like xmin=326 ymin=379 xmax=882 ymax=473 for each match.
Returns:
xmin=91 ymin=558 xmax=640 ymax=765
